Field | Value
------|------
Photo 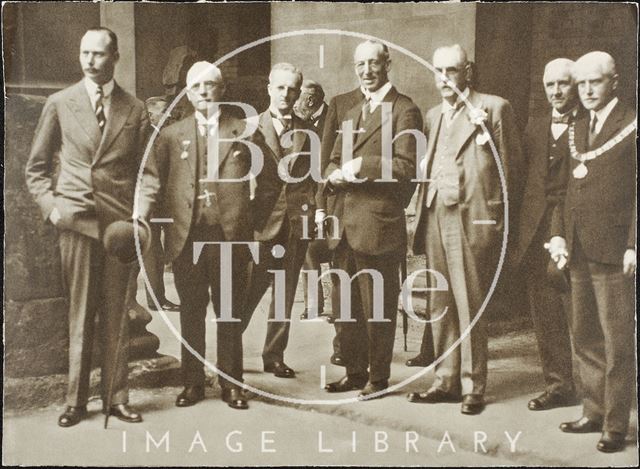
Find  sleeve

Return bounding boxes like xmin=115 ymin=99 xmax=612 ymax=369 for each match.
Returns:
xmin=492 ymin=99 xmax=525 ymax=239
xmin=317 ymin=98 xmax=340 ymax=209
xmin=137 ymin=122 xmax=166 ymax=220
xmin=25 ymin=97 xmax=61 ymax=221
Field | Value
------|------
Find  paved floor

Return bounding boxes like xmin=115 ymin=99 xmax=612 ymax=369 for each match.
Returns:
xmin=3 ymin=272 xmax=638 ymax=466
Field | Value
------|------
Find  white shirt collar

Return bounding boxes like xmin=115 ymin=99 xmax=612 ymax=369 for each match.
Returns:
xmin=195 ymin=110 xmax=220 ymax=136
xmin=552 ymin=106 xmax=578 ymax=119
xmin=590 ymin=97 xmax=618 ymax=134
xmin=84 ymin=77 xmax=114 ymax=98
xmin=363 ymin=82 xmax=393 ymax=111
xmin=442 ymin=87 xmax=470 ymax=113
xmin=310 ymin=103 xmax=325 ymax=121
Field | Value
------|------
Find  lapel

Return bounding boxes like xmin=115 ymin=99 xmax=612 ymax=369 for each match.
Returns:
xmin=591 ymin=100 xmax=625 ymax=149
xmin=424 ymin=108 xmax=443 ymax=179
xmin=348 ymin=86 xmax=398 ymax=152
xmin=66 ymin=81 xmax=102 ymax=149
xmin=259 ymin=111 xmax=282 ymax=163
xmin=213 ymin=113 xmax=239 ymax=170
xmin=450 ymin=89 xmax=484 ymax=160
xmin=94 ymin=84 xmax=134 ymax=163
xmin=532 ymin=115 xmax=553 ymax=177
xmin=177 ymin=118 xmax=198 ymax=180
xmin=573 ymin=111 xmax=590 ymax=156
xmin=285 ymin=115 xmax=309 ymax=170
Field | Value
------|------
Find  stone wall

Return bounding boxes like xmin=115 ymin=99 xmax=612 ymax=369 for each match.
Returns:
xmin=527 ymin=3 xmax=637 ymax=118
xmin=4 ymin=94 xmax=69 ymax=377
xmin=270 ymin=2 xmax=477 ymax=117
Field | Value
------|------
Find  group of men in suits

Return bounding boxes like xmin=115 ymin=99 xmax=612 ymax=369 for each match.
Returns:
xmin=25 ymin=27 xmax=636 ymax=453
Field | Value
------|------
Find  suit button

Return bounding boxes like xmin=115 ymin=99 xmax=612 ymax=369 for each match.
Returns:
xmin=187 ymin=202 xmax=192 ymax=208
xmin=191 ymin=183 xmax=195 ymax=188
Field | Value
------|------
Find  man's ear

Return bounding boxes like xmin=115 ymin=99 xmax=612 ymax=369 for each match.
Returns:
xmin=385 ymin=59 xmax=392 ymax=73
xmin=611 ymin=73 xmax=619 ymax=91
xmin=113 ymin=51 xmax=120 ymax=64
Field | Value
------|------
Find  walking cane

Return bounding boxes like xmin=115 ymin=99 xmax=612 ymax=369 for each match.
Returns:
xmin=399 ymin=256 xmax=409 ymax=352
xmin=104 ymin=303 xmax=129 ymax=429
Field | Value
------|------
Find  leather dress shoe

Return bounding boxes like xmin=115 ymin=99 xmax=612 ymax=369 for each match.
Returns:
xmin=175 ymin=385 xmax=205 ymax=407
xmin=528 ymin=390 xmax=576 ymax=411
xmin=330 ymin=354 xmax=345 ymax=367
xmin=597 ymin=431 xmax=626 ymax=453
xmin=161 ymin=299 xmax=180 ymax=312
xmin=264 ymin=361 xmax=296 ymax=378
xmin=326 ymin=316 xmax=336 ymax=324
xmin=405 ymin=354 xmax=432 ymax=367
xmin=222 ymin=388 xmax=249 ymax=410
xmin=358 ymin=380 xmax=388 ymax=400
xmin=461 ymin=394 xmax=485 ymax=415
xmin=559 ymin=416 xmax=602 ymax=433
xmin=103 ymin=404 xmax=143 ymax=423
xmin=58 ymin=406 xmax=87 ymax=427
xmin=325 ymin=375 xmax=367 ymax=393
xmin=407 ymin=388 xmax=462 ymax=404
xmin=300 ymin=311 xmax=309 ymax=320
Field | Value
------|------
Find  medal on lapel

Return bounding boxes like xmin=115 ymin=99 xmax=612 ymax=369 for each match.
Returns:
xmin=180 ymin=140 xmax=191 ymax=160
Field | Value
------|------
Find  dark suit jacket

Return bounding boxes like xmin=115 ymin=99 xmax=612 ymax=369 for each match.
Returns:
xmin=313 ymin=103 xmax=329 ymax=137
xmin=318 ymin=88 xmax=365 ymax=211
xmin=141 ymin=111 xmax=280 ymax=261
xmin=252 ymin=110 xmax=317 ymax=242
xmin=324 ymin=85 xmax=423 ymax=257
xmin=412 ymin=90 xmax=523 ymax=262
xmin=551 ymin=101 xmax=636 ymax=265
xmin=513 ymin=110 xmax=581 ymax=266
xmin=26 ymin=80 xmax=151 ymax=238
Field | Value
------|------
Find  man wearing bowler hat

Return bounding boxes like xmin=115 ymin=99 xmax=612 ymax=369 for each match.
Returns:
xmin=25 ymin=27 xmax=153 ymax=427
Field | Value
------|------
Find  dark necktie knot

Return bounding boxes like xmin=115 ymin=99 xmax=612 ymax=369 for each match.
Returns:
xmin=552 ymin=114 xmax=571 ymax=125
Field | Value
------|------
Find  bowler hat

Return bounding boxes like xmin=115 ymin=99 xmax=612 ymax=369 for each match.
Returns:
xmin=103 ymin=218 xmax=152 ymax=264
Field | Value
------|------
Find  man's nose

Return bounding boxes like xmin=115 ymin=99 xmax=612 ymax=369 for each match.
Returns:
xmin=553 ymin=84 xmax=561 ymax=95
xmin=585 ymin=82 xmax=593 ymax=94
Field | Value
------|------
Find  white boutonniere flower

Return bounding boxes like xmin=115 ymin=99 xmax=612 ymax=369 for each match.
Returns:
xmin=180 ymin=140 xmax=191 ymax=160
xmin=233 ymin=150 xmax=242 ymax=157
xmin=468 ymin=108 xmax=488 ymax=126
xmin=468 ymin=108 xmax=490 ymax=145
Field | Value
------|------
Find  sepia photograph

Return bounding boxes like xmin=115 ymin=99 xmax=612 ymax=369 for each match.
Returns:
xmin=2 ymin=1 xmax=638 ymax=466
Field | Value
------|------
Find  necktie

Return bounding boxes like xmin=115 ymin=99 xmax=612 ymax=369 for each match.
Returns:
xmin=588 ymin=115 xmax=598 ymax=147
xmin=552 ymin=114 xmax=571 ymax=125
xmin=95 ymin=86 xmax=106 ymax=132
xmin=361 ymin=98 xmax=371 ymax=123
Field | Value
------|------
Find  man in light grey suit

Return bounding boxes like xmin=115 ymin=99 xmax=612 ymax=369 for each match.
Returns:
xmin=25 ymin=28 xmax=152 ymax=427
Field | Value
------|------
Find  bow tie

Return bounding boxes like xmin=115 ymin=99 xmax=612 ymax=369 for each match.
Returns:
xmin=552 ymin=114 xmax=571 ymax=125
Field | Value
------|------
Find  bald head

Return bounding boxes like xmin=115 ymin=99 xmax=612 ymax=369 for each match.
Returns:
xmin=543 ymin=58 xmax=578 ymax=113
xmin=185 ymin=61 xmax=225 ymax=113
xmin=294 ymin=79 xmax=326 ymax=120
xmin=573 ymin=51 xmax=618 ymax=111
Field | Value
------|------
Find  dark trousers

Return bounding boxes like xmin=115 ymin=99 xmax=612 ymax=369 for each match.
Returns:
xmin=302 ymin=238 xmax=341 ymax=355
xmin=521 ymin=207 xmax=574 ymax=395
xmin=569 ymin=235 xmax=636 ymax=434
xmin=59 ymin=230 xmax=130 ymax=407
xmin=143 ymin=223 xmax=167 ymax=306
xmin=172 ymin=225 xmax=246 ymax=390
xmin=333 ymin=237 xmax=399 ymax=383
xmin=243 ymin=221 xmax=309 ymax=365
